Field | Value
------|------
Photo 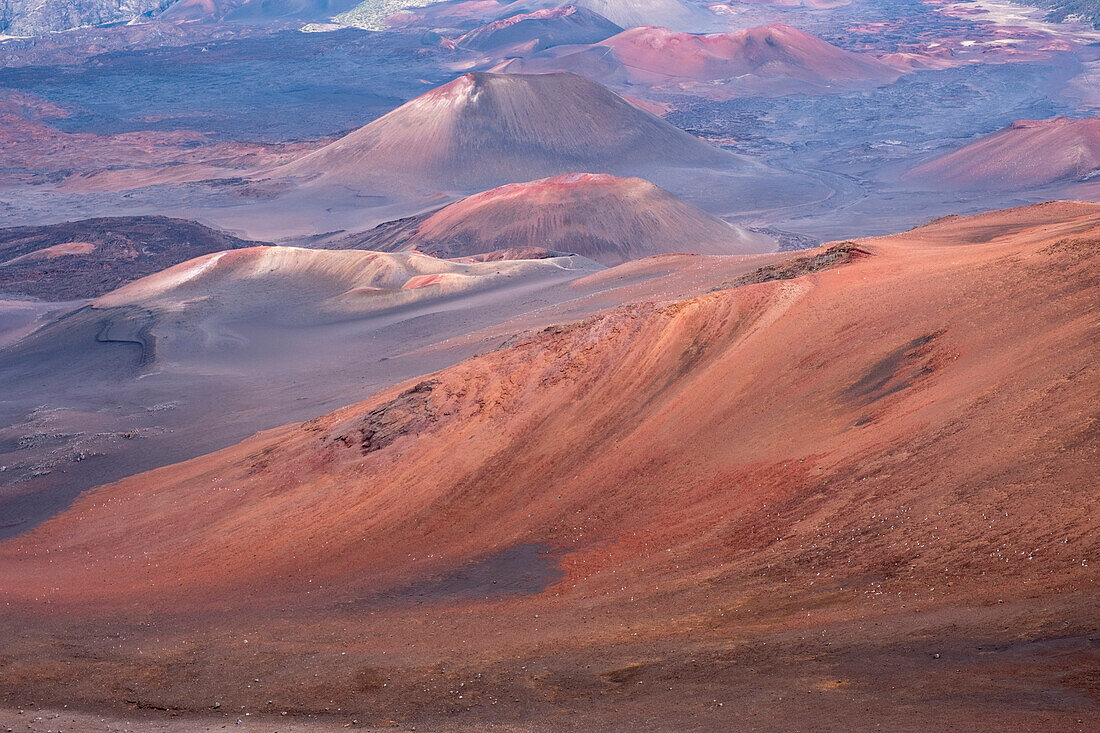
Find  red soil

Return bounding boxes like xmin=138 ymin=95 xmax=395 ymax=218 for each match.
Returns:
xmin=401 ymin=272 xmax=451 ymax=289
xmin=0 ymin=202 xmax=1096 ymax=729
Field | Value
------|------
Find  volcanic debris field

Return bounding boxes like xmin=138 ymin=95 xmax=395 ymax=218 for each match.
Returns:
xmin=0 ymin=0 xmax=1098 ymax=730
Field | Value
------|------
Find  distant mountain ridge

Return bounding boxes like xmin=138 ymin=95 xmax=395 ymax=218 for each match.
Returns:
xmin=0 ymin=0 xmax=362 ymax=34
xmin=1017 ymin=0 xmax=1100 ymax=27
xmin=0 ymin=0 xmax=173 ymax=36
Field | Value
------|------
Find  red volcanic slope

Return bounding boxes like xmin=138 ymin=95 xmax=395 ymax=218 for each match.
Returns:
xmin=602 ymin=24 xmax=898 ymax=84
xmin=456 ymin=6 xmax=622 ymax=54
xmin=500 ymin=23 xmax=901 ymax=97
xmin=270 ymin=72 xmax=747 ymax=194
xmin=370 ymin=173 xmax=772 ymax=265
xmin=904 ymin=116 xmax=1100 ymax=190
xmin=0 ymin=202 xmax=1096 ymax=728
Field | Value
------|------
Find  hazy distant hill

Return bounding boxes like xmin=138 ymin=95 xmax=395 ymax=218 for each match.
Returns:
xmin=0 ymin=0 xmax=362 ymax=34
xmin=1018 ymin=0 xmax=1100 ymax=27
xmin=0 ymin=0 xmax=172 ymax=35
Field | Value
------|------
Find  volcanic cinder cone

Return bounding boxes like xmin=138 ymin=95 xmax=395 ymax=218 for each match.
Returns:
xmin=903 ymin=116 xmax=1100 ymax=190
xmin=367 ymin=173 xmax=772 ymax=265
xmin=270 ymin=72 xmax=750 ymax=195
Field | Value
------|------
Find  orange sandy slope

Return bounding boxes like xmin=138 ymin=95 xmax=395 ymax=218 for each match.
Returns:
xmin=0 ymin=202 xmax=1096 ymax=727
xmin=2 ymin=200 xmax=1096 ymax=610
